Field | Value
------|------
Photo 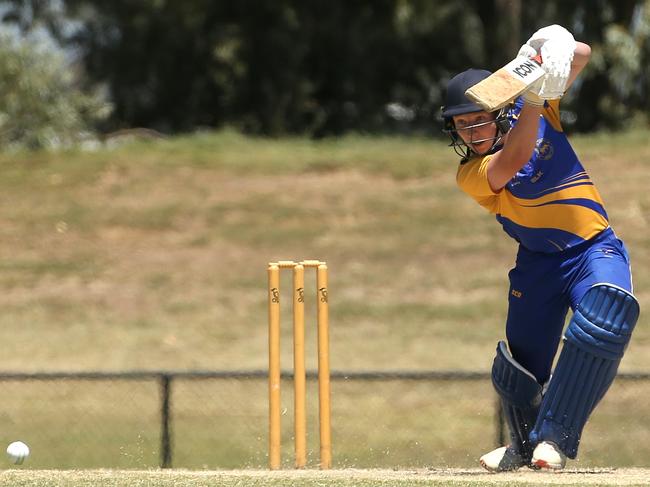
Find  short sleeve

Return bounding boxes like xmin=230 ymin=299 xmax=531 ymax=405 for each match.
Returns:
xmin=543 ymin=99 xmax=562 ymax=132
xmin=456 ymin=155 xmax=500 ymax=213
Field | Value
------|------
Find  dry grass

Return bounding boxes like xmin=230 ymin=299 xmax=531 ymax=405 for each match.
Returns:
xmin=2 ymin=377 xmax=647 ymax=469
xmin=0 ymin=130 xmax=647 ymax=373
xmin=2 ymin=468 xmax=650 ymax=487
xmin=0 ymin=130 xmax=648 ymax=469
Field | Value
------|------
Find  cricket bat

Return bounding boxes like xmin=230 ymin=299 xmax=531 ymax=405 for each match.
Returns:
xmin=465 ymin=54 xmax=544 ymax=111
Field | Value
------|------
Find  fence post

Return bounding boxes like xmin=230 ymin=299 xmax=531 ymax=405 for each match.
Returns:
xmin=160 ymin=373 xmax=173 ymax=468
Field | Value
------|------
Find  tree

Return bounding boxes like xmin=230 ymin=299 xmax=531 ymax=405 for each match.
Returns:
xmin=5 ymin=0 xmax=650 ymax=136
xmin=0 ymin=32 xmax=111 ymax=149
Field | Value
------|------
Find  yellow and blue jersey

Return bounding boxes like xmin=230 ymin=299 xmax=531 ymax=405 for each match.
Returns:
xmin=456 ymin=97 xmax=609 ymax=253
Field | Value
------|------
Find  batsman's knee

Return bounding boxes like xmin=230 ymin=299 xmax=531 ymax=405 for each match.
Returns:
xmin=566 ymin=284 xmax=640 ymax=357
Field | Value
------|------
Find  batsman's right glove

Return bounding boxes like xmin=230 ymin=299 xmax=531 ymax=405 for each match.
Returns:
xmin=523 ymin=25 xmax=576 ymax=99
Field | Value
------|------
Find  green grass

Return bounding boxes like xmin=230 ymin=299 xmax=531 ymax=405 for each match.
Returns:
xmin=0 ymin=129 xmax=649 ymax=469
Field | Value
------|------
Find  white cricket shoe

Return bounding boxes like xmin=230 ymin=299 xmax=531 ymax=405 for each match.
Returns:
xmin=479 ymin=445 xmax=529 ymax=472
xmin=531 ymin=441 xmax=567 ymax=470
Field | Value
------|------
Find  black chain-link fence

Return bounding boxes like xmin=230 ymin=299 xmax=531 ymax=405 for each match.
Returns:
xmin=1 ymin=370 xmax=649 ymax=469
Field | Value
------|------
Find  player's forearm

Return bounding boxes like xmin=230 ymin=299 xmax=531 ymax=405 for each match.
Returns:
xmin=487 ymin=104 xmax=542 ymax=191
xmin=565 ymin=42 xmax=591 ymax=90
xmin=573 ymin=42 xmax=591 ymax=68
xmin=498 ymin=103 xmax=542 ymax=168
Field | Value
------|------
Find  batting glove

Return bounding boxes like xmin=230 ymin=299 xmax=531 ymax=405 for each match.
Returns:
xmin=538 ymin=39 xmax=574 ymax=99
xmin=522 ymin=78 xmax=545 ymax=107
xmin=525 ymin=25 xmax=576 ymax=99
xmin=517 ymin=43 xmax=538 ymax=60
xmin=526 ymin=24 xmax=576 ymax=53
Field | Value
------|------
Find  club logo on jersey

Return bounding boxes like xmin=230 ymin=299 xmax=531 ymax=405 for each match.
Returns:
xmin=535 ymin=138 xmax=554 ymax=160
xmin=511 ymin=289 xmax=523 ymax=298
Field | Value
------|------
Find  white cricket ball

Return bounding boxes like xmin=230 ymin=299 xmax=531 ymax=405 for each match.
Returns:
xmin=6 ymin=441 xmax=29 ymax=465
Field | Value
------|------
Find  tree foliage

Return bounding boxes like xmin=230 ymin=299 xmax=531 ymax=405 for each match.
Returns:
xmin=0 ymin=31 xmax=111 ymax=149
xmin=3 ymin=0 xmax=650 ymax=136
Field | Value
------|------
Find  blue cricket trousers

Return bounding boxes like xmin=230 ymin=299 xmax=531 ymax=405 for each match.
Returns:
xmin=505 ymin=228 xmax=633 ymax=383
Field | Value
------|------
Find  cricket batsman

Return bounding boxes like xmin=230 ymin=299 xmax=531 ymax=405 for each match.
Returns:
xmin=440 ymin=24 xmax=640 ymax=471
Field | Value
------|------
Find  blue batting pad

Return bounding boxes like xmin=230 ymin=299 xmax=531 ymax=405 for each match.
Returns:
xmin=492 ymin=341 xmax=542 ymax=458
xmin=530 ymin=285 xmax=640 ymax=458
